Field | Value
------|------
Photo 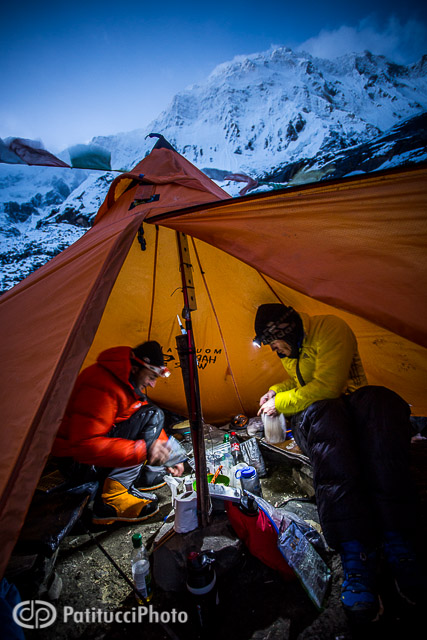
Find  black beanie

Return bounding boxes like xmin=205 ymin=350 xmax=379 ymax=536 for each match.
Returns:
xmin=132 ymin=341 xmax=165 ymax=368
xmin=254 ymin=304 xmax=295 ymax=341
xmin=254 ymin=304 xmax=304 ymax=358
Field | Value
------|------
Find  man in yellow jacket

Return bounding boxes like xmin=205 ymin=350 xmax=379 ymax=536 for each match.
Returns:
xmin=254 ymin=303 xmax=425 ymax=624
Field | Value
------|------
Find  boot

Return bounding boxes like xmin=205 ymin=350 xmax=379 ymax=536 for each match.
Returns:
xmin=92 ymin=477 xmax=159 ymax=525
xmin=382 ymin=531 xmax=427 ymax=605
xmin=339 ymin=540 xmax=383 ymax=624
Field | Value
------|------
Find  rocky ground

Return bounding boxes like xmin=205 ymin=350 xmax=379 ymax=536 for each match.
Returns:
xmin=7 ymin=429 xmax=427 ymax=640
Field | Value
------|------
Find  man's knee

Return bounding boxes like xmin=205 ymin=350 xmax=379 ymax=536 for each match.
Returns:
xmin=136 ymin=405 xmax=165 ymax=450
xmin=304 ymin=397 xmax=348 ymax=430
xmin=348 ymin=385 xmax=411 ymax=420
xmin=296 ymin=397 xmax=350 ymax=453
xmin=110 ymin=405 xmax=165 ymax=444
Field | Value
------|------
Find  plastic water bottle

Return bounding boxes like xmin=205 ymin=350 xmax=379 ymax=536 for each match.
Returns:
xmin=230 ymin=431 xmax=243 ymax=463
xmin=131 ymin=532 xmax=153 ymax=603
xmin=235 ymin=465 xmax=263 ymax=497
xmin=221 ymin=433 xmax=233 ymax=475
xmin=223 ymin=432 xmax=231 ymax=450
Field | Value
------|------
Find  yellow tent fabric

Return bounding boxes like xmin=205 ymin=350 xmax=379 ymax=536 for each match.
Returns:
xmin=0 ymin=146 xmax=426 ymax=578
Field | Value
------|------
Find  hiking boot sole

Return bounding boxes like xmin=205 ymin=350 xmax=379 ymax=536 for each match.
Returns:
xmin=92 ymin=505 xmax=160 ymax=525
xmin=137 ymin=481 xmax=167 ymax=491
xmin=343 ymin=595 xmax=384 ymax=625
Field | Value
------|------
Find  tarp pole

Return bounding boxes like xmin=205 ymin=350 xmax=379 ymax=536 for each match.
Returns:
xmin=175 ymin=232 xmax=210 ymax=528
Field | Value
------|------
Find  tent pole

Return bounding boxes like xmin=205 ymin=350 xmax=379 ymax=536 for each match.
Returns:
xmin=175 ymin=232 xmax=210 ymax=528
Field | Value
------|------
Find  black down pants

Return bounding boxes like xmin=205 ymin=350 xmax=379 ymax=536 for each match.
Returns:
xmin=290 ymin=386 xmax=417 ymax=549
xmin=59 ymin=404 xmax=165 ymax=493
xmin=100 ymin=403 xmax=165 ymax=490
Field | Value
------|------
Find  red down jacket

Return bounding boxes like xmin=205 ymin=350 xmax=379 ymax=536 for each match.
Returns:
xmin=52 ymin=346 xmax=167 ymax=467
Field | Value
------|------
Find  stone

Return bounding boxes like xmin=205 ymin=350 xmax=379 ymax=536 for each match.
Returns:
xmin=292 ymin=464 xmax=315 ymax=498
xmin=39 ymin=570 xmax=63 ymax=601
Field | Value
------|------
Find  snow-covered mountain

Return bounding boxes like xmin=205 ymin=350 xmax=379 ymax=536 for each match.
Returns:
xmin=1 ymin=46 xmax=426 ymax=293
xmin=97 ymin=47 xmax=427 ymax=174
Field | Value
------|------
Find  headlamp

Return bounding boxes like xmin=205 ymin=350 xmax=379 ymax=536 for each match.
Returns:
xmin=253 ymin=336 xmax=262 ymax=348
xmin=133 ymin=355 xmax=171 ymax=378
xmin=141 ymin=361 xmax=171 ymax=378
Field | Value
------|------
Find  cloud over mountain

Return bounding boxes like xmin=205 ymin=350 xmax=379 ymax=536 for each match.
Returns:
xmin=297 ymin=16 xmax=427 ymax=64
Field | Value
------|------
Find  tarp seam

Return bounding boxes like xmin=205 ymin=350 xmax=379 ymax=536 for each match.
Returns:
xmin=146 ymin=163 xmax=427 ymax=224
xmin=258 ymin=272 xmax=288 ymax=303
xmin=147 ymin=226 xmax=160 ymax=340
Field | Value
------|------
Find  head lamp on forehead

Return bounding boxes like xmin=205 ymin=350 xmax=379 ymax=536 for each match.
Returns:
xmin=131 ymin=341 xmax=171 ymax=378
xmin=139 ymin=360 xmax=171 ymax=378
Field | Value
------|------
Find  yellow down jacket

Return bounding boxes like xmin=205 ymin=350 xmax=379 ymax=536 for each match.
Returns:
xmin=270 ymin=313 xmax=368 ymax=416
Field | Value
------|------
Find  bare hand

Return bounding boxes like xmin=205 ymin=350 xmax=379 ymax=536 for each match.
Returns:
xmin=166 ymin=463 xmax=184 ymax=477
xmin=257 ymin=397 xmax=279 ymax=417
xmin=259 ymin=389 xmax=276 ymax=406
xmin=147 ymin=439 xmax=170 ymax=465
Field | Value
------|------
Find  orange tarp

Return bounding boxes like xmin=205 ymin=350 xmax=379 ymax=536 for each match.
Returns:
xmin=148 ymin=166 xmax=427 ymax=349
xmin=0 ymin=147 xmax=426 ymax=578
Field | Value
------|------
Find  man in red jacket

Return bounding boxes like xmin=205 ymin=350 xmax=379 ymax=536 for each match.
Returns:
xmin=52 ymin=341 xmax=184 ymax=525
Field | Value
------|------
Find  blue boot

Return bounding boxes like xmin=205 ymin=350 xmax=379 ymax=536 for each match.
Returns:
xmin=340 ymin=540 xmax=382 ymax=624
xmin=383 ymin=531 xmax=427 ymax=605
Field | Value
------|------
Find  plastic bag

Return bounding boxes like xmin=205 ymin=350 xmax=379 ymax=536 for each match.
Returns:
xmin=246 ymin=417 xmax=264 ymax=437
xmin=240 ymin=437 xmax=267 ymax=478
xmin=278 ymin=521 xmax=331 ymax=610
xmin=261 ymin=413 xmax=287 ymax=443
xmin=164 ymin=436 xmax=188 ymax=468
xmin=252 ymin=495 xmax=331 ymax=610
xmin=164 ymin=474 xmax=186 ymax=505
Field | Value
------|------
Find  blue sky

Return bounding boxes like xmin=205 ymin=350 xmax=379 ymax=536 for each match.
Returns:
xmin=1 ymin=0 xmax=426 ymax=151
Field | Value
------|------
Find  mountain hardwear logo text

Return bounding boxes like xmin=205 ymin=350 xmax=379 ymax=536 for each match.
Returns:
xmin=13 ymin=600 xmax=57 ymax=629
